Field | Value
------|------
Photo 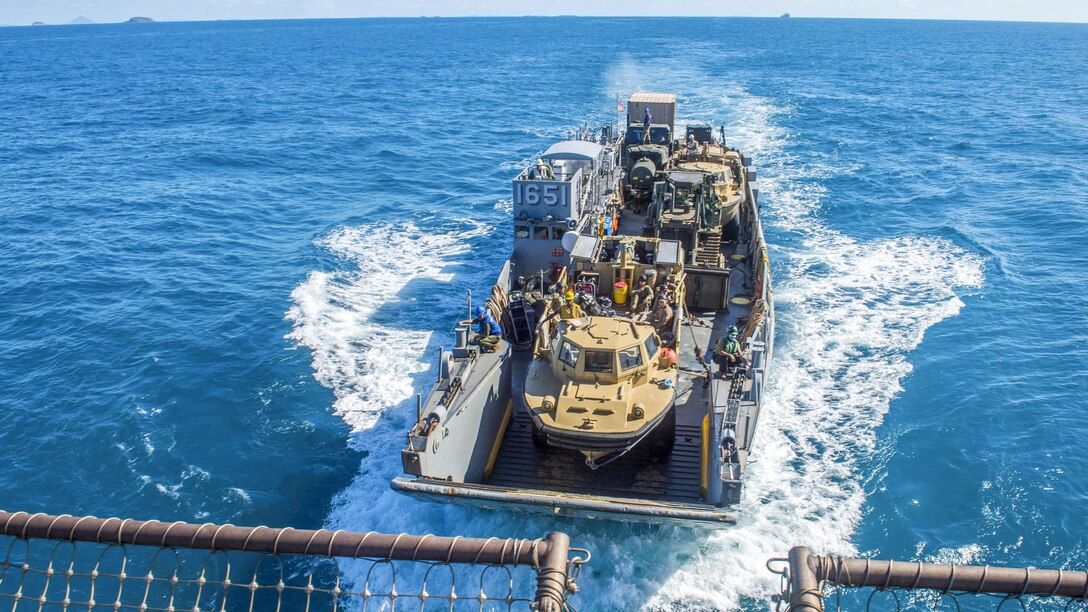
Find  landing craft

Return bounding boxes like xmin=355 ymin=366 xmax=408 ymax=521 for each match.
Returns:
xmin=392 ymin=93 xmax=774 ymax=528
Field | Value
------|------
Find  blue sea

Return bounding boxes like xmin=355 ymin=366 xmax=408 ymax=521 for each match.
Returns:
xmin=1 ymin=16 xmax=1086 ymax=610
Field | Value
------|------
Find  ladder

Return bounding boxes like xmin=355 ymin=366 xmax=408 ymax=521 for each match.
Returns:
xmin=506 ymin=296 xmax=536 ymax=351
xmin=695 ymin=231 xmax=723 ymax=268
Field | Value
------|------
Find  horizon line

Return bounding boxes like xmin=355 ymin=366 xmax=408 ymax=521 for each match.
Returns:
xmin=5 ymin=14 xmax=1088 ymax=27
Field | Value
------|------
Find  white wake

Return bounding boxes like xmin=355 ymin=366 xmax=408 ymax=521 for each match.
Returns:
xmin=286 ymin=218 xmax=489 ymax=432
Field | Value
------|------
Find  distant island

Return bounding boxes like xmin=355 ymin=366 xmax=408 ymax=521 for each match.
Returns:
xmin=28 ymin=16 xmax=150 ymax=26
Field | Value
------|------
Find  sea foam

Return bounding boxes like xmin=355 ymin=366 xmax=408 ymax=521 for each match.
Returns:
xmin=286 ymin=219 xmax=489 ymax=432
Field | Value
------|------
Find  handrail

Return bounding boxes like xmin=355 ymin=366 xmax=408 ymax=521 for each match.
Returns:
xmin=0 ymin=510 xmax=581 ymax=611
xmin=777 ymin=546 xmax=1088 ymax=611
xmin=0 ymin=510 xmax=546 ymax=565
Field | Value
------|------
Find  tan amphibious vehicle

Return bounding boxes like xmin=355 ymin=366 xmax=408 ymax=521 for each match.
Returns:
xmin=525 ymin=316 xmax=677 ymax=461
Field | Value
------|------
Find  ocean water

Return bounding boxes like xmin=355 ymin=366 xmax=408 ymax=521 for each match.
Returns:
xmin=1 ymin=16 xmax=1087 ymax=610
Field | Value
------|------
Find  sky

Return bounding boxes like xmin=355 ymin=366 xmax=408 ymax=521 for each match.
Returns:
xmin=3 ymin=0 xmax=1087 ymax=25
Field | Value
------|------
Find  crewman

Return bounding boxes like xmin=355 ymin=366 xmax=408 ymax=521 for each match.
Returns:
xmin=472 ymin=305 xmax=502 ymax=339
xmin=650 ymin=296 xmax=673 ymax=334
xmin=628 ymin=275 xmax=654 ymax=313
xmin=559 ymin=290 xmax=583 ymax=319
xmin=712 ymin=325 xmax=748 ymax=376
xmin=547 ymin=282 xmax=566 ymax=312
xmin=534 ymin=159 xmax=555 ymax=180
xmin=643 ymin=108 xmax=652 ymax=129
xmin=656 ymin=275 xmax=678 ymax=304
xmin=687 ymin=133 xmax=699 ymax=154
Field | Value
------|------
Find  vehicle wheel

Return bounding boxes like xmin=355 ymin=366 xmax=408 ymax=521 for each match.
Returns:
xmin=647 ymin=408 xmax=676 ymax=457
xmin=531 ymin=422 xmax=549 ymax=449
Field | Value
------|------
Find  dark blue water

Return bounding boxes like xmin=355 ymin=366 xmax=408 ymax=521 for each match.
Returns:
xmin=1 ymin=17 xmax=1086 ymax=609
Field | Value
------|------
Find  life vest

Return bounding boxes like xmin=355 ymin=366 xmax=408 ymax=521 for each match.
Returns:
xmin=716 ymin=336 xmax=739 ymax=355
xmin=476 ymin=313 xmax=502 ymax=336
xmin=559 ymin=303 xmax=583 ymax=319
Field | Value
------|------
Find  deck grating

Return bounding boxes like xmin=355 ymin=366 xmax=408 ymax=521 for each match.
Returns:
xmin=483 ymin=412 xmax=705 ymax=503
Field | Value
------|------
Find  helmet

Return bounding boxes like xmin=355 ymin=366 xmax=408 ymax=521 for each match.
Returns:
xmin=565 ymin=290 xmax=575 ymax=301
xmin=727 ymin=325 xmax=738 ymax=334
xmin=474 ymin=306 xmax=487 ymax=317
xmin=638 ymin=274 xmax=647 ymax=283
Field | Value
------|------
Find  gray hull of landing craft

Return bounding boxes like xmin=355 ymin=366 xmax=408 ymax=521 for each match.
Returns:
xmin=393 ymin=115 xmax=773 ymax=529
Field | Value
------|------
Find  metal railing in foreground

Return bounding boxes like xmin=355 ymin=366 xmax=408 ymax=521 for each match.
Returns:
xmin=771 ymin=546 xmax=1088 ymax=611
xmin=0 ymin=510 xmax=588 ymax=611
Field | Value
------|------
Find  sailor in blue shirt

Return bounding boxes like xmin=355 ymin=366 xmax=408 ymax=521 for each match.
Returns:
xmin=472 ymin=305 xmax=502 ymax=338
xmin=643 ymin=108 xmax=652 ymax=128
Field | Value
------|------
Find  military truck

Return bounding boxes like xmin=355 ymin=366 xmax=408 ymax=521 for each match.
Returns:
xmin=622 ymin=93 xmax=676 ymax=205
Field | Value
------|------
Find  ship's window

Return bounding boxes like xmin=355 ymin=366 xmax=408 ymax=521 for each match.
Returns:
xmin=534 ymin=226 xmax=550 ymax=240
xmin=515 ymin=225 xmax=530 ymax=239
xmin=619 ymin=346 xmax=643 ymax=371
xmin=552 ymin=228 xmax=567 ymax=241
xmin=584 ymin=350 xmax=614 ymax=374
xmin=559 ymin=341 xmax=580 ymax=368
xmin=644 ymin=335 xmax=659 ymax=359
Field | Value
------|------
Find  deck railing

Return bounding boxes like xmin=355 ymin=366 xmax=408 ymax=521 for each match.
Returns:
xmin=0 ymin=510 xmax=587 ymax=611
xmin=771 ymin=546 xmax=1088 ymax=611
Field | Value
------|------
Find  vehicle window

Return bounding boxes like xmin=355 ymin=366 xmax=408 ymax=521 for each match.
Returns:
xmin=584 ymin=350 xmax=614 ymax=373
xmin=552 ymin=228 xmax=567 ymax=240
xmin=515 ymin=225 xmax=530 ymax=239
xmin=534 ymin=226 xmax=550 ymax=240
xmin=644 ymin=335 xmax=659 ymax=359
xmin=559 ymin=341 xmax=580 ymax=368
xmin=619 ymin=346 xmax=643 ymax=371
